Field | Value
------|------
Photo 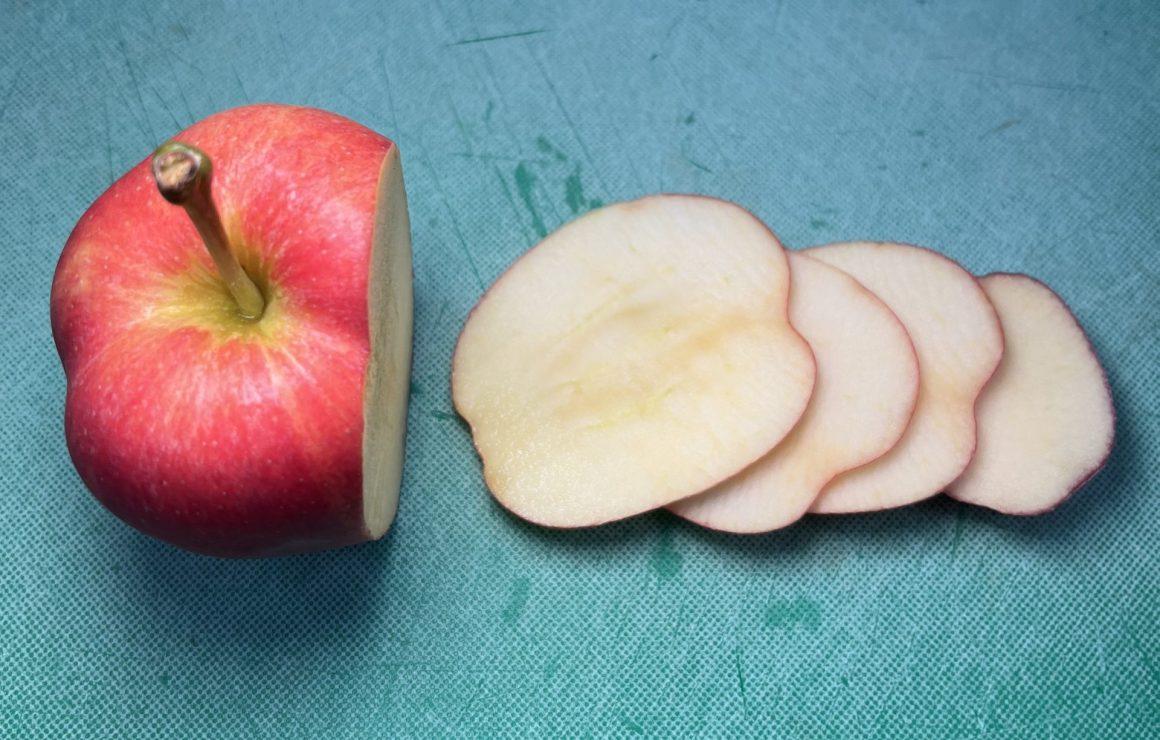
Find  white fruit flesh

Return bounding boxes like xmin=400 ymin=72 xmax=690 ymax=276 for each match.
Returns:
xmin=805 ymin=242 xmax=1003 ymax=513
xmin=362 ymin=146 xmax=414 ymax=537
xmin=947 ymin=274 xmax=1113 ymax=514
xmin=452 ymin=195 xmax=815 ymax=527
xmin=670 ymin=252 xmax=919 ymax=532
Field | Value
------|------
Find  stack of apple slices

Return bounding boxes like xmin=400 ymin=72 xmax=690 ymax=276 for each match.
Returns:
xmin=452 ymin=196 xmax=1114 ymax=532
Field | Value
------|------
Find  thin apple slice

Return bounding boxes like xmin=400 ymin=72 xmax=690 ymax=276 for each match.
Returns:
xmin=362 ymin=145 xmax=414 ymax=539
xmin=452 ymin=195 xmax=816 ymax=527
xmin=670 ymin=252 xmax=919 ymax=532
xmin=804 ymin=242 xmax=1004 ymax=513
xmin=947 ymin=274 xmax=1113 ymax=514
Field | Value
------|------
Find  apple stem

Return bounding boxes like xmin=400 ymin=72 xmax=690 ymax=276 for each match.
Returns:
xmin=151 ymin=142 xmax=266 ymax=320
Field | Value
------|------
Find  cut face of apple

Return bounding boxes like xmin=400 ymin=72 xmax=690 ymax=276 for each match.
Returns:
xmin=452 ymin=195 xmax=816 ymax=527
xmin=947 ymin=274 xmax=1113 ymax=514
xmin=670 ymin=252 xmax=919 ymax=532
xmin=803 ymin=242 xmax=1004 ymax=513
xmin=51 ymin=105 xmax=412 ymax=556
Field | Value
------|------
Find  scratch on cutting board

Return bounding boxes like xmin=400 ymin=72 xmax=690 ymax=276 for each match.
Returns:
xmin=452 ymin=152 xmax=551 ymax=164
xmin=979 ymin=118 xmax=1023 ymax=140
xmin=448 ymin=29 xmax=550 ymax=46
xmin=455 ymin=678 xmax=486 ymax=726
xmin=946 ymin=67 xmax=1099 ymax=94
xmin=113 ymin=30 xmax=154 ymax=140
xmin=735 ymin=647 xmax=749 ymax=716
xmin=1126 ymin=627 xmax=1158 ymax=687
xmin=423 ymin=160 xmax=485 ymax=291
xmin=682 ymin=154 xmax=712 ymax=174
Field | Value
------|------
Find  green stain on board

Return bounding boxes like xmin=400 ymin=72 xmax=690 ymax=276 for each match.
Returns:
xmin=428 ymin=410 xmax=457 ymax=422
xmin=912 ymin=129 xmax=926 ymax=137
xmin=651 ymin=527 xmax=683 ymax=580
xmin=484 ymin=101 xmax=495 ymax=122
xmin=409 ymin=380 xmax=423 ymax=397
xmin=514 ymin=162 xmax=548 ymax=237
xmin=810 ymin=218 xmax=830 ymax=229
xmin=764 ymin=598 xmax=821 ymax=630
xmin=621 ymin=717 xmax=645 ymax=735
xmin=683 ymin=112 xmax=695 ymax=125
xmin=502 ymin=577 xmax=531 ymax=624
xmin=535 ymin=136 xmax=568 ymax=162
xmin=543 ymin=655 xmax=562 ymax=680
xmin=564 ymin=166 xmax=603 ymax=215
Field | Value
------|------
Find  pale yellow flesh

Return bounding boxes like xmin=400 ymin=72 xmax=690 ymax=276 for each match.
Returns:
xmin=805 ymin=242 xmax=1003 ymax=513
xmin=452 ymin=196 xmax=815 ymax=527
xmin=362 ymin=146 xmax=414 ymax=537
xmin=947 ymin=274 xmax=1113 ymax=514
xmin=670 ymin=252 xmax=919 ymax=532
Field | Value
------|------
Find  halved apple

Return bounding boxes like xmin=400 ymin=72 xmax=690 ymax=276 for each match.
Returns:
xmin=804 ymin=242 xmax=1004 ymax=513
xmin=669 ymin=252 xmax=919 ymax=532
xmin=947 ymin=273 xmax=1113 ymax=514
xmin=51 ymin=105 xmax=413 ymax=556
xmin=452 ymin=195 xmax=816 ymax=527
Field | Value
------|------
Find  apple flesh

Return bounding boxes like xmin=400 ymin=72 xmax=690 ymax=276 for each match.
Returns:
xmin=804 ymin=242 xmax=1004 ymax=514
xmin=50 ymin=105 xmax=413 ymax=557
xmin=452 ymin=195 xmax=816 ymax=527
xmin=947 ymin=274 xmax=1113 ymax=513
xmin=670 ymin=252 xmax=919 ymax=532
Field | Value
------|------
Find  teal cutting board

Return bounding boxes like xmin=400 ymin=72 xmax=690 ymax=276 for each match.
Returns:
xmin=2 ymin=1 xmax=1157 ymax=737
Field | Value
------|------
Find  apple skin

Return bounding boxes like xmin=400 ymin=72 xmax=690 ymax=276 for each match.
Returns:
xmin=51 ymin=104 xmax=394 ymax=557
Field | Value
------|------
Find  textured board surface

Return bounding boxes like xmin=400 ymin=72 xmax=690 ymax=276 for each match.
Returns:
xmin=1 ymin=1 xmax=1157 ymax=737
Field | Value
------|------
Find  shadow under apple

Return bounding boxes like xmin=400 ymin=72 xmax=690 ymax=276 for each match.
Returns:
xmin=104 ymin=521 xmax=401 ymax=680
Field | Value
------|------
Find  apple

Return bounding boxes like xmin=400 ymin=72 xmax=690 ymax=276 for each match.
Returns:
xmin=669 ymin=251 xmax=919 ymax=532
xmin=947 ymin=273 xmax=1114 ymax=514
xmin=804 ymin=242 xmax=1004 ymax=514
xmin=50 ymin=104 xmax=413 ymax=557
xmin=452 ymin=195 xmax=816 ymax=527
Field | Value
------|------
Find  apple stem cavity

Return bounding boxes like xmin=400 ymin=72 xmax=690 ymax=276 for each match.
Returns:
xmin=151 ymin=142 xmax=266 ymax=320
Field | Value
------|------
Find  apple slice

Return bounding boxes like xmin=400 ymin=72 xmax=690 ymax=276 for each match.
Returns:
xmin=947 ymin=274 xmax=1113 ymax=514
xmin=804 ymin=242 xmax=1004 ymax=513
xmin=452 ymin=195 xmax=816 ymax=527
xmin=669 ymin=252 xmax=919 ymax=532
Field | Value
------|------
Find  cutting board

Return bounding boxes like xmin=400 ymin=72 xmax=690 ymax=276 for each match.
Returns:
xmin=2 ymin=0 xmax=1156 ymax=736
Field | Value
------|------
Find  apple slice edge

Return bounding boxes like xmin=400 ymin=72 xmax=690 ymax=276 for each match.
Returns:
xmin=362 ymin=144 xmax=414 ymax=538
xmin=804 ymin=241 xmax=1005 ymax=514
xmin=669 ymin=251 xmax=920 ymax=532
xmin=946 ymin=272 xmax=1114 ymax=515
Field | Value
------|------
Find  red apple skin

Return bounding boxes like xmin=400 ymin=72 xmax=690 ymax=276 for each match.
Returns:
xmin=51 ymin=104 xmax=393 ymax=557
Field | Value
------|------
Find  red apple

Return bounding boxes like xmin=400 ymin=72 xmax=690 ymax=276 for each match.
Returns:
xmin=50 ymin=104 xmax=413 ymax=557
